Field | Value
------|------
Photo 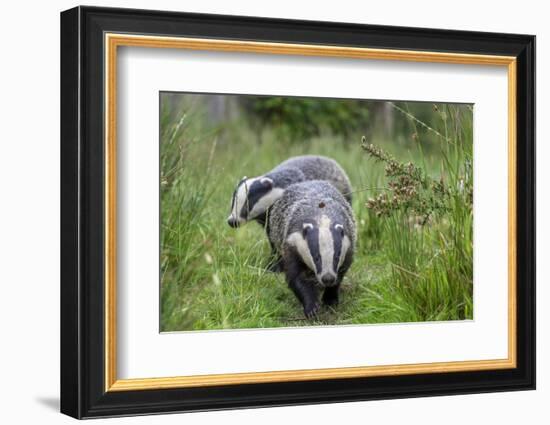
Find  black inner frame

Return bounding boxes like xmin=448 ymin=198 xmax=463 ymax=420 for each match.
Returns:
xmin=60 ymin=6 xmax=535 ymax=419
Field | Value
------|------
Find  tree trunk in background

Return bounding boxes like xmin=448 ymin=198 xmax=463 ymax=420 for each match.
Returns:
xmin=207 ymin=95 xmax=241 ymax=145
xmin=208 ymin=95 xmax=227 ymax=126
xmin=366 ymin=101 xmax=396 ymax=142
xmin=382 ymin=101 xmax=394 ymax=137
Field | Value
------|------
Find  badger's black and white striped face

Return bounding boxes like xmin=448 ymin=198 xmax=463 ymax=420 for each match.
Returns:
xmin=286 ymin=215 xmax=351 ymax=287
xmin=227 ymin=176 xmax=284 ymax=228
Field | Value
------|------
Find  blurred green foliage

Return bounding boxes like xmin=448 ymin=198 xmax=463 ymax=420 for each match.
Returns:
xmin=242 ymin=96 xmax=370 ymax=142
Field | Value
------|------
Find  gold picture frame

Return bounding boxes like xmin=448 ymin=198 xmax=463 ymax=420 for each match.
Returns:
xmin=104 ymin=33 xmax=517 ymax=392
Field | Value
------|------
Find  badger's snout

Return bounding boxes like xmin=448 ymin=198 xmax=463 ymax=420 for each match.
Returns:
xmin=320 ymin=273 xmax=337 ymax=287
xmin=227 ymin=215 xmax=240 ymax=228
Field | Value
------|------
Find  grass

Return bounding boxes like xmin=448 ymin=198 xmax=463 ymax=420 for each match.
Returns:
xmin=160 ymin=96 xmax=473 ymax=332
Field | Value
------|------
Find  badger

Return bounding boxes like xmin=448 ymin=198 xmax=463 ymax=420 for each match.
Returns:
xmin=227 ymin=155 xmax=352 ymax=229
xmin=267 ymin=180 xmax=356 ymax=318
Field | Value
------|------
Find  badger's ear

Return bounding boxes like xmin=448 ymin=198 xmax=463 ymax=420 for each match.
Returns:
xmin=260 ymin=177 xmax=273 ymax=189
xmin=302 ymin=222 xmax=314 ymax=236
xmin=335 ymin=223 xmax=345 ymax=236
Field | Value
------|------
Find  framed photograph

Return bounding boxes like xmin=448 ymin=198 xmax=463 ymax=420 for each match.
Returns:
xmin=60 ymin=6 xmax=535 ymax=419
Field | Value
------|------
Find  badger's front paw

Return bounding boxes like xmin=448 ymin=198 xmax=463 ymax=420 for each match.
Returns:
xmin=322 ymin=287 xmax=339 ymax=307
xmin=303 ymin=302 xmax=320 ymax=319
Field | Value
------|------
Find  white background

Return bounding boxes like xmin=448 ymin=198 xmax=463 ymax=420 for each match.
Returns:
xmin=118 ymin=48 xmax=509 ymax=378
xmin=0 ymin=0 xmax=546 ymax=424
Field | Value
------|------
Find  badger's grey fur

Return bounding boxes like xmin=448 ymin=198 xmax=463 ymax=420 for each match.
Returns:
xmin=227 ymin=155 xmax=352 ymax=229
xmin=268 ymin=180 xmax=356 ymax=318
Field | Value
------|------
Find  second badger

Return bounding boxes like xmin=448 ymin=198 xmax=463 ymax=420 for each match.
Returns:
xmin=268 ymin=180 xmax=356 ymax=318
xmin=227 ymin=155 xmax=352 ymax=228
